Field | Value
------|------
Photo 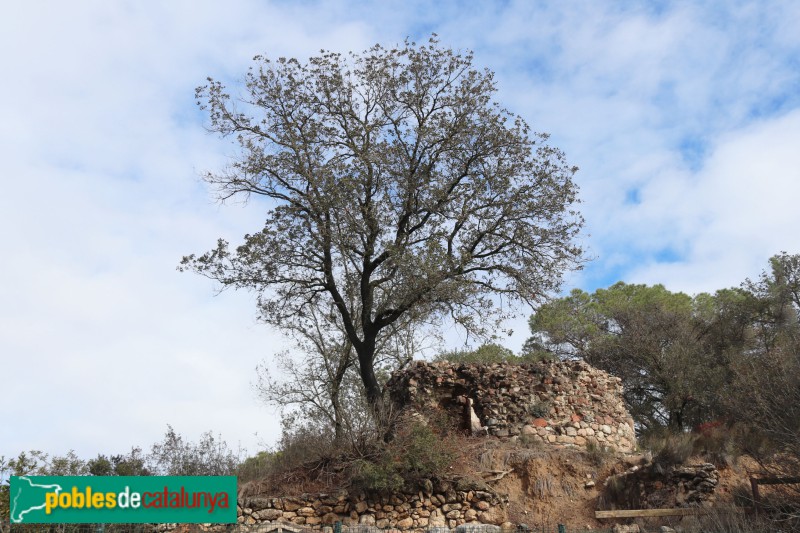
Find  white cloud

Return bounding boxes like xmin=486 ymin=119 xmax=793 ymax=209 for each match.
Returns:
xmin=1 ymin=0 xmax=800 ymax=460
xmin=627 ymin=108 xmax=800 ymax=294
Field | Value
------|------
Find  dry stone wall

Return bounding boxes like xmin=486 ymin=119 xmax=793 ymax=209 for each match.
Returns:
xmin=603 ymin=463 xmax=720 ymax=509
xmin=238 ymin=484 xmax=508 ymax=530
xmin=387 ymin=360 xmax=636 ymax=453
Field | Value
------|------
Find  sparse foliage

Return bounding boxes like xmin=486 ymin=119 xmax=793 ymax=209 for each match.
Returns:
xmin=148 ymin=425 xmax=242 ymax=476
xmin=0 ymin=450 xmax=88 ymax=523
xmin=87 ymin=447 xmax=150 ymax=476
xmin=181 ymin=36 xmax=584 ymax=415
xmin=435 ymin=342 xmax=516 ymax=364
xmin=255 ymin=303 xmax=429 ymax=446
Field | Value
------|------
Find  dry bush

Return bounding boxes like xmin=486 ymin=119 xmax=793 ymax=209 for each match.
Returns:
xmin=699 ymin=503 xmax=791 ymax=533
xmin=585 ymin=441 xmax=615 ymax=467
xmin=692 ymin=422 xmax=744 ymax=468
xmin=640 ymin=429 xmax=696 ymax=467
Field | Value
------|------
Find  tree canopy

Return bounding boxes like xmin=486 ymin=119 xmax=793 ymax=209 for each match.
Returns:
xmin=527 ymin=252 xmax=800 ymax=437
xmin=526 ymin=282 xmax=718 ymax=429
xmin=182 ymin=37 xmax=584 ymax=410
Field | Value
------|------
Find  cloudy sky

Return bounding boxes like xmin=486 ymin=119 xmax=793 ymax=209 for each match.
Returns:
xmin=2 ymin=1 xmax=799 ymax=462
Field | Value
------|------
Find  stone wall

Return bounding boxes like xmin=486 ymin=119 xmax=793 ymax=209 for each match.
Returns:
xmin=603 ymin=463 xmax=720 ymax=509
xmin=238 ymin=483 xmax=508 ymax=530
xmin=387 ymin=360 xmax=636 ymax=453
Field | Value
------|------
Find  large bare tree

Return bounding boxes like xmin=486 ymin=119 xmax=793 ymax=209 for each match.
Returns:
xmin=181 ymin=37 xmax=584 ymax=411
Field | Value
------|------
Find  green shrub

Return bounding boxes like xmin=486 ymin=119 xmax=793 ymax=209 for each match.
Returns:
xmin=526 ymin=399 xmax=552 ymax=418
xmin=435 ymin=343 xmax=521 ymax=364
xmin=397 ymin=421 xmax=455 ymax=478
xmin=237 ymin=451 xmax=278 ymax=483
xmin=350 ymin=417 xmax=457 ymax=494
xmin=350 ymin=459 xmax=404 ymax=493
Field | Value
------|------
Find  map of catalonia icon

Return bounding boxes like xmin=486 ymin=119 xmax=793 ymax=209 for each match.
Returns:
xmin=9 ymin=476 xmax=237 ymax=524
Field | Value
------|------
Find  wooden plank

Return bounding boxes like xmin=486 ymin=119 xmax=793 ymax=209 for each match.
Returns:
xmin=595 ymin=508 xmax=706 ymax=519
xmin=754 ymin=477 xmax=800 ymax=485
xmin=751 ymin=477 xmax=761 ymax=513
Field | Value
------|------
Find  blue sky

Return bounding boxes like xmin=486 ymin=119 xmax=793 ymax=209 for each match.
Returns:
xmin=2 ymin=1 xmax=800 ymax=461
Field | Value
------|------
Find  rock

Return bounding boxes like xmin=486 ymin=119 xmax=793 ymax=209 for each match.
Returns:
xmin=282 ymin=499 xmax=304 ymax=512
xmin=296 ymin=507 xmax=316 ymax=517
xmin=612 ymin=525 xmax=639 ymax=533
xmin=429 ymin=509 xmax=446 ymax=527
xmin=355 ymin=501 xmax=369 ymax=513
xmin=322 ymin=513 xmax=340 ymax=524
xmin=246 ymin=497 xmax=271 ymax=511
xmin=254 ymin=509 xmax=282 ymax=521
xmin=359 ymin=514 xmax=376 ymax=525
xmin=478 ymin=506 xmax=506 ymax=525
xmin=397 ymin=517 xmax=414 ymax=529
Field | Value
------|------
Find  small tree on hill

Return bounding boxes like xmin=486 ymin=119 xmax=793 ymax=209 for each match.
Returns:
xmin=182 ymin=37 xmax=584 ymax=415
xmin=255 ymin=302 xmax=427 ymax=445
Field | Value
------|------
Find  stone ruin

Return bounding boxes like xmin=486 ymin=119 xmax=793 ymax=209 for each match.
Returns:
xmin=230 ymin=360 xmax=697 ymax=531
xmin=387 ymin=359 xmax=637 ymax=453
xmin=603 ymin=462 xmax=720 ymax=509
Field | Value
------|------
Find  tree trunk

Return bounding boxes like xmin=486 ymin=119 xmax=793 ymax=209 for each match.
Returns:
xmin=330 ymin=340 xmax=353 ymax=444
xmin=356 ymin=335 xmax=386 ymax=425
